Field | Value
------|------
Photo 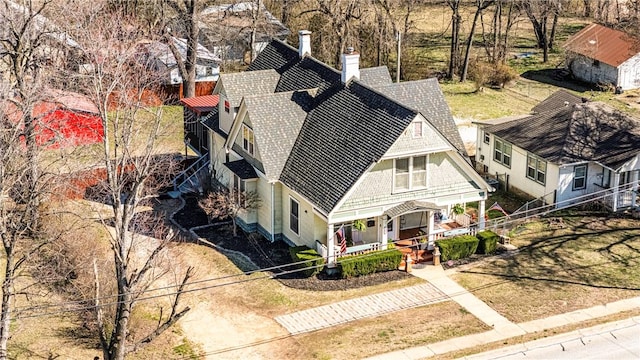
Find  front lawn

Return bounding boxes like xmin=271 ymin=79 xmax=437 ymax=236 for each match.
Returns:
xmin=452 ymin=212 xmax=640 ymax=323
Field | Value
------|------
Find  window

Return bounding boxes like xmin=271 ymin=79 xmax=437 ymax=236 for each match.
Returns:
xmin=573 ymin=165 xmax=587 ymax=190
xmin=289 ymin=198 xmax=299 ymax=234
xmin=600 ymin=168 xmax=611 ymax=188
xmin=483 ymin=130 xmax=490 ymax=144
xmin=242 ymin=125 xmax=254 ymax=155
xmin=232 ymin=175 xmax=246 ymax=205
xmin=224 ymin=100 xmax=230 ymax=113
xmin=395 ymin=158 xmax=409 ymax=190
xmin=412 ymin=156 xmax=427 ymax=187
xmin=394 ymin=156 xmax=428 ymax=191
xmin=526 ymin=154 xmax=546 ymax=185
xmin=493 ymin=138 xmax=511 ymax=168
xmin=413 ymin=122 xmax=423 ymax=138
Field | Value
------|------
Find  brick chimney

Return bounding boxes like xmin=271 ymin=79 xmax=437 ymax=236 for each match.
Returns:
xmin=298 ymin=30 xmax=312 ymax=57
xmin=341 ymin=47 xmax=360 ymax=83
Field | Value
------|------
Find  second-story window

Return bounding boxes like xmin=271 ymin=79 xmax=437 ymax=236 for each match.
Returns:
xmin=242 ymin=124 xmax=254 ymax=155
xmin=394 ymin=156 xmax=427 ymax=191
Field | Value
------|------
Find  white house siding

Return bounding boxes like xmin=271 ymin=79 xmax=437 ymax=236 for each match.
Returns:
xmin=273 ymin=182 xmax=283 ymax=234
xmin=334 ymin=152 xmax=484 ymax=220
xmin=313 ymin=214 xmax=328 ymax=246
xmin=385 ymin=115 xmax=450 ymax=157
xmin=236 ymin=179 xmax=258 ymax=226
xmin=256 ymin=177 xmax=273 ymax=237
xmin=218 ymin=92 xmax=235 ymax=135
xmin=476 ymin=132 xmax=556 ymax=203
xmin=555 ymin=162 xmax=601 ymax=206
xmin=280 ymin=186 xmax=316 ymax=248
xmin=567 ymin=52 xmax=618 ymax=87
xmin=618 ymin=54 xmax=640 ymax=90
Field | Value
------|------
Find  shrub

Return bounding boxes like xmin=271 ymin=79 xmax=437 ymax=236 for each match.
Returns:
xmin=476 ymin=230 xmax=498 ymax=254
xmin=436 ymin=235 xmax=479 ymax=261
xmin=339 ymin=249 xmax=403 ymax=278
xmin=289 ymin=246 xmax=324 ymax=277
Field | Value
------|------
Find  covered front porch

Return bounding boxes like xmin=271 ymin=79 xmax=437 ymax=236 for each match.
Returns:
xmin=317 ymin=200 xmax=486 ymax=266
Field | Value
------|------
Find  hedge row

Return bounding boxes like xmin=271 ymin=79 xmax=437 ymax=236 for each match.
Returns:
xmin=436 ymin=235 xmax=478 ymax=261
xmin=289 ymin=246 xmax=324 ymax=277
xmin=476 ymin=230 xmax=498 ymax=254
xmin=339 ymin=249 xmax=403 ymax=278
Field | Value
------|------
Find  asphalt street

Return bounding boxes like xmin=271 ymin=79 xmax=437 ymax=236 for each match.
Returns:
xmin=463 ymin=317 xmax=640 ymax=360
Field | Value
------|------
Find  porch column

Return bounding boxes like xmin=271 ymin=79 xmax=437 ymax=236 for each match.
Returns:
xmin=478 ymin=199 xmax=486 ymax=230
xmin=632 ymin=171 xmax=639 ymax=208
xmin=393 ymin=216 xmax=400 ymax=238
xmin=327 ymin=224 xmax=336 ymax=266
xmin=427 ymin=211 xmax=435 ymax=247
xmin=613 ymin=172 xmax=620 ymax=212
xmin=380 ymin=215 xmax=388 ymax=250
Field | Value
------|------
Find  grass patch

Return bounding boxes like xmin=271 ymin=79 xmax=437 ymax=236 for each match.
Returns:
xmin=452 ymin=214 xmax=640 ymax=323
xmin=173 ymin=338 xmax=200 ymax=359
xmin=295 ymin=301 xmax=490 ymax=360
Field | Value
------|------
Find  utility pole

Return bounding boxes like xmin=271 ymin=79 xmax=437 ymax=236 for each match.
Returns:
xmin=396 ymin=31 xmax=401 ymax=83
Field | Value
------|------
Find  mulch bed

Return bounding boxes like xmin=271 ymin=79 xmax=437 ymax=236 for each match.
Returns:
xmin=173 ymin=195 xmax=413 ymax=291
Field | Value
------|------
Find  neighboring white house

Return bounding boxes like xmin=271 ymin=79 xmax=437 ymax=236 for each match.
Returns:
xmin=143 ymin=37 xmax=221 ymax=86
xmin=188 ymin=31 xmax=492 ymax=265
xmin=199 ymin=2 xmax=290 ymax=64
xmin=476 ymin=90 xmax=640 ymax=211
xmin=564 ymin=23 xmax=640 ymax=90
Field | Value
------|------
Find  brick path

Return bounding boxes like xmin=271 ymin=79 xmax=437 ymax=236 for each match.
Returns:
xmin=274 ymin=283 xmax=446 ymax=335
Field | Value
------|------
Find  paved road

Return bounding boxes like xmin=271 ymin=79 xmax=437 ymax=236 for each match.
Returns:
xmin=463 ymin=317 xmax=640 ymax=360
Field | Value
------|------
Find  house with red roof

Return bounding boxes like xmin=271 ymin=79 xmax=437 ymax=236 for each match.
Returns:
xmin=564 ymin=23 xmax=640 ymax=90
xmin=4 ymin=89 xmax=103 ymax=149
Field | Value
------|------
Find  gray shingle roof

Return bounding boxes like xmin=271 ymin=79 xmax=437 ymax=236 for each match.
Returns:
xmin=222 ymin=69 xmax=280 ymax=106
xmin=373 ymin=79 xmax=466 ymax=154
xmin=531 ymin=90 xmax=586 ymax=114
xmin=243 ymin=90 xmax=314 ymax=181
xmin=486 ymin=102 xmax=640 ymax=170
xmin=280 ymin=82 xmax=418 ymax=214
xmin=224 ymin=39 xmax=473 ymax=214
xmin=360 ymin=66 xmax=393 ymax=87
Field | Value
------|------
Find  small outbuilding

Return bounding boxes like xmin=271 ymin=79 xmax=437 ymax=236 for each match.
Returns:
xmin=564 ymin=23 xmax=640 ymax=90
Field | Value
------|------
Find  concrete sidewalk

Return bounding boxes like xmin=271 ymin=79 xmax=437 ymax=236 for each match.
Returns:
xmin=366 ymin=265 xmax=640 ymax=360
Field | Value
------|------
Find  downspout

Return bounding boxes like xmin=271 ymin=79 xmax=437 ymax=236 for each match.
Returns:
xmin=271 ymin=182 xmax=275 ymax=242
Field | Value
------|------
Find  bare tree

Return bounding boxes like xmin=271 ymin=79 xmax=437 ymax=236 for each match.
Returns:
xmin=0 ymin=1 xmax=59 ymax=357
xmin=461 ymin=0 xmax=494 ymax=82
xmin=520 ymin=0 xmax=564 ymax=63
xmin=163 ymin=0 xmax=200 ymax=99
xmin=64 ymin=4 xmax=193 ymax=359
xmin=445 ymin=0 xmax=462 ymax=80
xmin=311 ymin=0 xmax=365 ymax=67
xmin=199 ymin=188 xmax=261 ymax=237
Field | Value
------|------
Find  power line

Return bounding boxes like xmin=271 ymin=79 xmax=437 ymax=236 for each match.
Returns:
xmin=12 ymin=242 xmax=411 ymax=320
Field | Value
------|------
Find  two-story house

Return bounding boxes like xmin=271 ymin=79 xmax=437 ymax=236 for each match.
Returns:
xmin=192 ymin=31 xmax=492 ymax=265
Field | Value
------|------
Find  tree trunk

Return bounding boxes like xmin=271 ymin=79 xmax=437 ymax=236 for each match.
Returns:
xmin=447 ymin=1 xmax=461 ymax=80
xmin=183 ymin=0 xmax=198 ymax=99
xmin=461 ymin=2 xmax=486 ymax=82
xmin=583 ymin=0 xmax=592 ymax=17
xmin=0 ymin=249 xmax=14 ymax=360
xmin=549 ymin=11 xmax=558 ymax=49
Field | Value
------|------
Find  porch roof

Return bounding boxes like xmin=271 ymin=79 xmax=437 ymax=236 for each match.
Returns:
xmin=224 ymin=159 xmax=258 ymax=179
xmin=384 ymin=201 xmax=439 ymax=219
